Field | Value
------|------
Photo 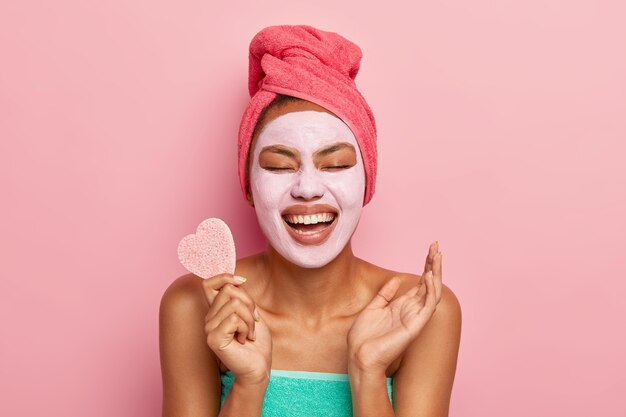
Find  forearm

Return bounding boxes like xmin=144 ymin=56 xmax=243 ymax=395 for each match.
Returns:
xmin=348 ymin=365 xmax=395 ymax=417
xmin=218 ymin=378 xmax=268 ymax=417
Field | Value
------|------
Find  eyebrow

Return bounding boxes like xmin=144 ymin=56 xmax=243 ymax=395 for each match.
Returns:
xmin=259 ymin=142 xmax=355 ymax=161
xmin=259 ymin=145 xmax=300 ymax=160
xmin=314 ymin=142 xmax=356 ymax=158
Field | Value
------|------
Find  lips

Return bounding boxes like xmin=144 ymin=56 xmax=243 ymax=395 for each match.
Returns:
xmin=281 ymin=204 xmax=338 ymax=216
xmin=281 ymin=204 xmax=338 ymax=245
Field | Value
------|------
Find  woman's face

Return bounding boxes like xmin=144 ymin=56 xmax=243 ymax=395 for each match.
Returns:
xmin=248 ymin=106 xmax=365 ymax=268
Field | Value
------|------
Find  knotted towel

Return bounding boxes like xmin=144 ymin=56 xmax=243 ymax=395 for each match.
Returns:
xmin=237 ymin=24 xmax=378 ymax=205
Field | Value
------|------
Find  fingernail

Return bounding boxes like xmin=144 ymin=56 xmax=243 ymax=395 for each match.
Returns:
xmin=254 ymin=308 xmax=261 ymax=321
xmin=251 ymin=328 xmax=256 ymax=340
xmin=234 ymin=275 xmax=247 ymax=283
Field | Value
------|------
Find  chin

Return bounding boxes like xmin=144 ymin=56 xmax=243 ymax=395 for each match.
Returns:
xmin=285 ymin=254 xmax=335 ymax=269
xmin=260 ymin=216 xmax=356 ymax=269
xmin=275 ymin=236 xmax=348 ymax=269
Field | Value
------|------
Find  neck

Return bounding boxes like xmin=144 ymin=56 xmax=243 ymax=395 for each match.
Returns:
xmin=261 ymin=242 xmax=363 ymax=321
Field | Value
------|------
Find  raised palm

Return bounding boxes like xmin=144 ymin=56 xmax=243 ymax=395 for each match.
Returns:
xmin=347 ymin=242 xmax=443 ymax=372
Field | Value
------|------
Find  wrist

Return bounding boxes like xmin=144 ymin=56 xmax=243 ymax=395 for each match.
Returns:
xmin=221 ymin=374 xmax=269 ymax=417
xmin=348 ymin=362 xmax=386 ymax=381
xmin=348 ymin=363 xmax=391 ymax=414
xmin=234 ymin=370 xmax=271 ymax=389
xmin=348 ymin=346 xmax=387 ymax=376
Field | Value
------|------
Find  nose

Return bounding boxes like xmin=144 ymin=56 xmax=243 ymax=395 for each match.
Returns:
xmin=290 ymin=168 xmax=325 ymax=201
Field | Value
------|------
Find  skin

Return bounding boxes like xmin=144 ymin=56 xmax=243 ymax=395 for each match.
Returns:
xmin=159 ymin=100 xmax=462 ymax=417
xmin=249 ymin=110 xmax=366 ymax=268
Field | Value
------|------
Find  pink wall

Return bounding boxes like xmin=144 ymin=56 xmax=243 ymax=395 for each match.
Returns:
xmin=1 ymin=0 xmax=624 ymax=416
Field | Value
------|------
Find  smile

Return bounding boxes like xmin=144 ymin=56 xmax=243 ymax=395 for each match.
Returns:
xmin=281 ymin=205 xmax=338 ymax=245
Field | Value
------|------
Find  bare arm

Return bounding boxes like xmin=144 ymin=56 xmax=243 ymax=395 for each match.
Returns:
xmin=218 ymin=378 xmax=269 ymax=417
xmin=159 ymin=274 xmax=220 ymax=416
xmin=159 ymin=274 xmax=270 ymax=417
xmin=347 ymin=241 xmax=461 ymax=417
xmin=392 ymin=284 xmax=462 ymax=417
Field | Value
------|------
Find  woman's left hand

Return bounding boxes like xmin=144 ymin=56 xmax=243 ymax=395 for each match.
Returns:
xmin=346 ymin=242 xmax=443 ymax=374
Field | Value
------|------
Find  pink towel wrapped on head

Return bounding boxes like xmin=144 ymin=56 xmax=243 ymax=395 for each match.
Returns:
xmin=237 ymin=24 xmax=378 ymax=205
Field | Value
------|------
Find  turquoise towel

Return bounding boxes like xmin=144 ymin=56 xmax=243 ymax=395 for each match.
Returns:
xmin=220 ymin=369 xmax=393 ymax=417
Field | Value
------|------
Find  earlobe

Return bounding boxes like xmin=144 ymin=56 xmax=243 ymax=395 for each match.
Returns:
xmin=246 ymin=187 xmax=255 ymax=207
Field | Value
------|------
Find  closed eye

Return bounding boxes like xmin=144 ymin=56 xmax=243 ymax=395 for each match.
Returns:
xmin=323 ymin=165 xmax=352 ymax=171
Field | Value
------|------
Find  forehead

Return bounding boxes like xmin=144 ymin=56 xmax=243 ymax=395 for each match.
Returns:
xmin=254 ymin=110 xmax=358 ymax=155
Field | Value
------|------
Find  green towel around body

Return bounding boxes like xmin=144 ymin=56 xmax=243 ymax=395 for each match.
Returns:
xmin=220 ymin=369 xmax=393 ymax=417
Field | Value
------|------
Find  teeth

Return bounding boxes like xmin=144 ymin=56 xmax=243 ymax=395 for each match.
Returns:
xmin=284 ymin=212 xmax=336 ymax=225
xmin=292 ymin=228 xmax=324 ymax=235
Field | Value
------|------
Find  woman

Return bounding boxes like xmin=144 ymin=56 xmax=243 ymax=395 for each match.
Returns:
xmin=160 ymin=25 xmax=461 ymax=417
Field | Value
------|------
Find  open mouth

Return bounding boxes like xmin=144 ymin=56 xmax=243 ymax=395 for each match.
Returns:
xmin=282 ymin=212 xmax=337 ymax=235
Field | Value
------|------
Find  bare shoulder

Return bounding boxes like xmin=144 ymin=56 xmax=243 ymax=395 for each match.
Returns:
xmin=358 ymin=259 xmax=462 ymax=382
xmin=390 ymin=269 xmax=462 ymax=344
xmin=160 ymin=250 xmax=265 ymax=314
xmin=159 ymin=273 xmax=220 ymax=416
xmin=160 ymin=250 xmax=263 ymax=308
xmin=396 ymin=271 xmax=462 ymax=317
xmin=160 ymin=272 xmax=207 ymax=313
xmin=359 ymin=258 xmax=462 ymax=314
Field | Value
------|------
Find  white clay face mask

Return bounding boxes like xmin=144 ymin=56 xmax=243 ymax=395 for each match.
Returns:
xmin=249 ymin=110 xmax=366 ymax=268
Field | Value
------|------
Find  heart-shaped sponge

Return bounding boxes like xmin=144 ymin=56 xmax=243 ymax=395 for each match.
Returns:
xmin=177 ymin=218 xmax=236 ymax=279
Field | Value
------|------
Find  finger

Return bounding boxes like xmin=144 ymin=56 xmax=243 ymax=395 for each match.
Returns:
xmin=423 ymin=270 xmax=437 ymax=312
xmin=206 ymin=284 xmax=258 ymax=323
xmin=391 ymin=283 xmax=419 ymax=302
xmin=431 ymin=250 xmax=442 ymax=280
xmin=232 ymin=314 xmax=251 ymax=345
xmin=206 ymin=297 xmax=256 ymax=339
xmin=422 ymin=241 xmax=438 ymax=278
xmin=431 ymin=251 xmax=443 ymax=303
xmin=403 ymin=299 xmax=430 ymax=336
xmin=402 ymin=296 xmax=423 ymax=316
xmin=202 ymin=274 xmax=247 ymax=305
xmin=388 ymin=286 xmax=418 ymax=309
xmin=368 ymin=277 xmax=401 ymax=309
xmin=413 ymin=280 xmax=427 ymax=305
xmin=416 ymin=274 xmax=428 ymax=298
xmin=207 ymin=313 xmax=250 ymax=351
xmin=206 ymin=297 xmax=256 ymax=341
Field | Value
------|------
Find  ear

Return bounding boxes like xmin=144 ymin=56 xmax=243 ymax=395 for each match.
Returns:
xmin=245 ymin=186 xmax=255 ymax=207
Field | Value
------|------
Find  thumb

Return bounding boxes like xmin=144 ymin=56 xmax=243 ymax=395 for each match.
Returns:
xmin=368 ymin=277 xmax=401 ymax=309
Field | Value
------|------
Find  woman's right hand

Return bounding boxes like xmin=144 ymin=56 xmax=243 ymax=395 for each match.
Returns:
xmin=202 ymin=274 xmax=272 ymax=385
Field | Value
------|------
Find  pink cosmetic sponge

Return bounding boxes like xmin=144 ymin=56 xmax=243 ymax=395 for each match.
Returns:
xmin=177 ymin=218 xmax=236 ymax=279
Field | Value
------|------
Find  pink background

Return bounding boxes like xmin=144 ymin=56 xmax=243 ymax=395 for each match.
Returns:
xmin=1 ymin=0 xmax=624 ymax=416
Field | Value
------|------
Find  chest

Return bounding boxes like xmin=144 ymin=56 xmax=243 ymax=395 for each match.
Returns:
xmin=265 ymin=315 xmax=403 ymax=377
xmin=267 ymin=315 xmax=353 ymax=373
